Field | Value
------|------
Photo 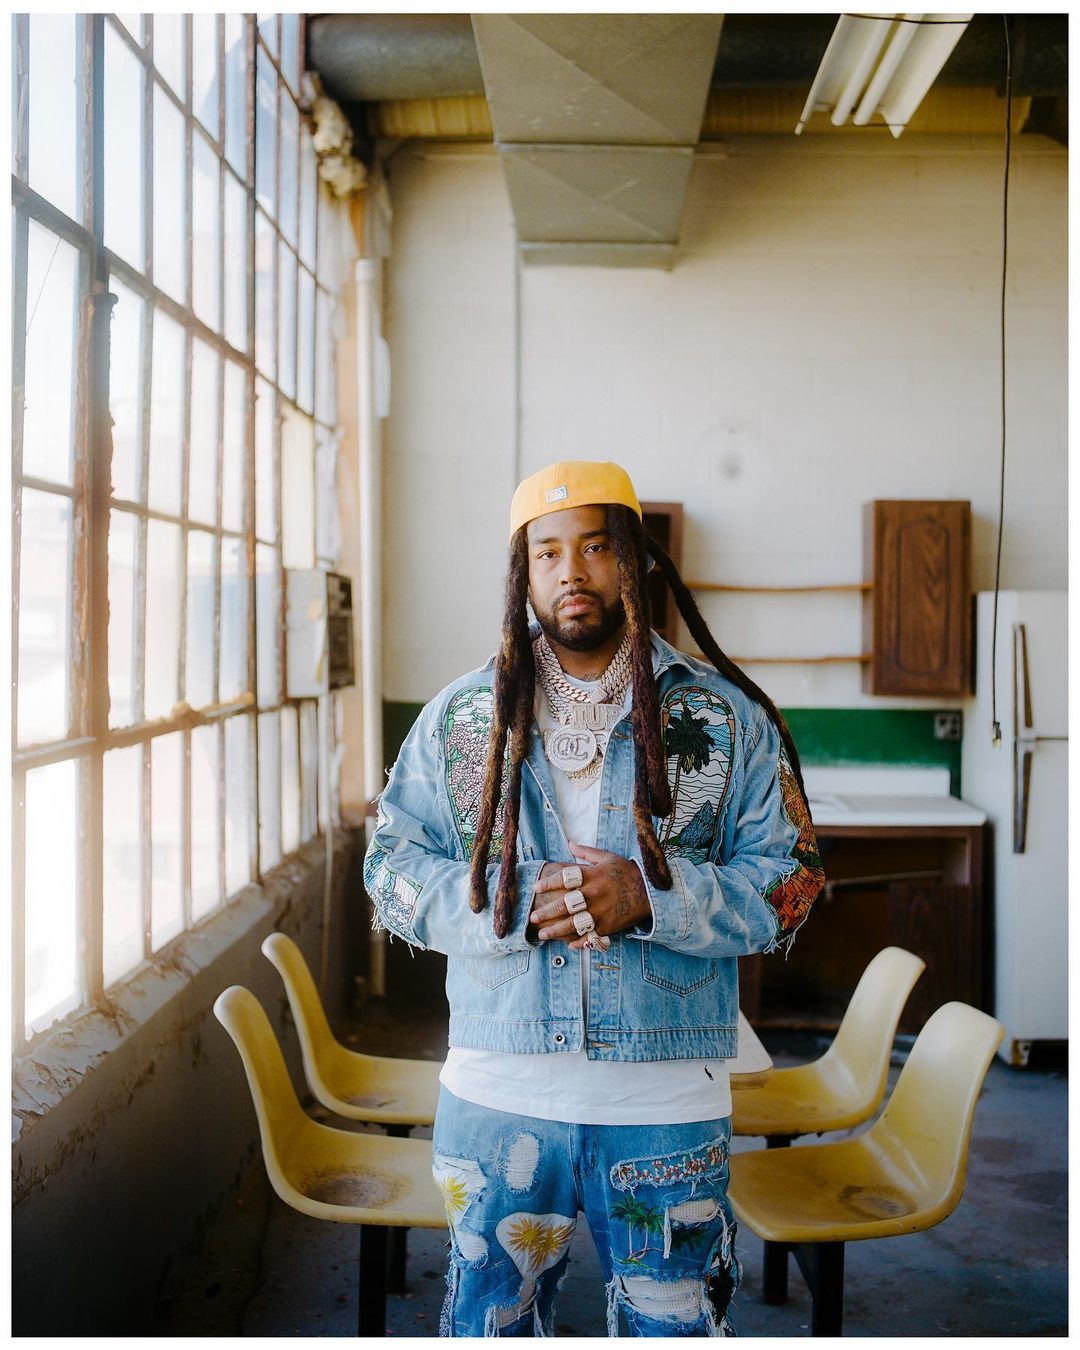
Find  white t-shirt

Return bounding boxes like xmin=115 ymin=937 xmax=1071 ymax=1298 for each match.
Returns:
xmin=439 ymin=670 xmax=732 ymax=1125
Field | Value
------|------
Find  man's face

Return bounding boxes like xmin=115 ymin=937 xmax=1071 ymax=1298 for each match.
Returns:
xmin=525 ymin=505 xmax=626 ymax=653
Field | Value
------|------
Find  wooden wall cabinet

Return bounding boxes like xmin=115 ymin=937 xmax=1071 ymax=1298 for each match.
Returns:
xmin=863 ymin=499 xmax=971 ymax=697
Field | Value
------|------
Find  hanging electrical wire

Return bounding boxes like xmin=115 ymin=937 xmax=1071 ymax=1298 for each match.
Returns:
xmin=989 ymin=15 xmax=1012 ymax=746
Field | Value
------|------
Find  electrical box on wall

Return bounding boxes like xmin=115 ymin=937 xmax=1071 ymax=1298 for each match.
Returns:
xmin=285 ymin=569 xmax=356 ymax=697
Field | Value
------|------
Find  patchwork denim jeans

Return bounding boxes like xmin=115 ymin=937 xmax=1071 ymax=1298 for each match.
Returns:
xmin=432 ymin=1089 xmax=739 ymax=1337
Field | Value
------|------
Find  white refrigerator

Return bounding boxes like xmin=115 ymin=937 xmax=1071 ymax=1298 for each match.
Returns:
xmin=962 ymin=591 xmax=1068 ymax=1064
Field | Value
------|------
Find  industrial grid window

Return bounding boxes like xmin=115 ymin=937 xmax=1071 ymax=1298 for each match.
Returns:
xmin=11 ymin=13 xmax=343 ymax=1048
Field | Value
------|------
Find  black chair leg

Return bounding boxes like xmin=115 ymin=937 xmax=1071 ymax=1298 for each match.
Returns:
xmin=358 ymin=1224 xmax=389 ymax=1337
xmin=761 ymin=1136 xmax=794 ymax=1305
xmin=763 ymin=1241 xmax=790 ymax=1304
xmin=385 ymin=1125 xmax=412 ymax=1294
xmin=792 ymin=1241 xmax=845 ymax=1338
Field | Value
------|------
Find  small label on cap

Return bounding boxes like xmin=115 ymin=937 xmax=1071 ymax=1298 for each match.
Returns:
xmin=545 ymin=485 xmax=569 ymax=504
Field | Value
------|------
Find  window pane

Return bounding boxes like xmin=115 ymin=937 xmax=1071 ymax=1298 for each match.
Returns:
xmin=192 ymin=131 xmax=221 ymax=331
xmin=103 ymin=744 xmax=144 ymax=986
xmin=281 ymin=408 xmax=314 ymax=570
xmin=258 ymin=13 xmax=278 ymax=56
xmin=108 ymin=509 xmax=138 ymax=727
xmin=186 ymin=528 xmax=216 ymax=709
xmin=224 ymin=13 xmax=248 ymax=177
xmin=191 ymin=724 xmax=221 ymax=920
xmin=278 ymin=241 xmax=297 ymax=401
xmin=281 ymin=15 xmax=300 ymax=93
xmin=24 ymin=759 xmax=79 ymax=1031
xmin=153 ymin=13 xmax=186 ymax=100
xmin=299 ymin=124 xmax=316 ymax=272
xmin=104 ymin=24 xmax=144 ymax=268
xmin=116 ymin=14 xmax=143 ymax=44
xmin=297 ymin=267 xmax=315 ymax=414
xmin=147 ymin=309 xmax=186 ymax=515
xmin=224 ymin=171 xmax=248 ymax=352
xmin=225 ymin=713 xmax=252 ymax=895
xmin=151 ymin=731 xmax=183 ymax=949
xmin=254 ymin=208 xmax=275 ymax=379
xmin=192 ymin=13 xmax=220 ymax=139
xmin=300 ymin=700 xmax=318 ymax=842
xmin=222 ymin=359 xmax=246 ymax=533
xmin=256 ymin=543 xmax=280 ymax=705
xmin=315 ymin=427 xmax=340 ymax=563
xmin=153 ymin=84 xmax=187 ymax=304
xmin=28 ymin=14 xmax=79 ymax=221
xmin=17 ymin=489 xmax=72 ymax=745
xmin=255 ymin=48 xmax=276 ymax=216
xmin=258 ymin=709 xmax=281 ymax=870
xmin=220 ymin=536 xmax=248 ymax=703
xmin=109 ymin=277 xmax=143 ymax=502
xmin=279 ymin=92 xmax=298 ymax=247
xmin=22 ymin=221 xmax=79 ymax=486
xmin=144 ymin=520 xmax=182 ymax=720
xmin=189 ymin=338 xmax=219 ymax=526
xmin=281 ymin=705 xmax=300 ymax=856
xmin=255 ymin=376 xmax=277 ymax=542
xmin=314 ymin=288 xmax=336 ymax=426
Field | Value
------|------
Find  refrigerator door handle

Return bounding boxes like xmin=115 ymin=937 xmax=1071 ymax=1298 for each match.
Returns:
xmin=1013 ymin=623 xmax=1030 ymax=853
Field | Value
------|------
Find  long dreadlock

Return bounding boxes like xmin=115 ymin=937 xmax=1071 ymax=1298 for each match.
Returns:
xmin=469 ymin=504 xmax=812 ymax=939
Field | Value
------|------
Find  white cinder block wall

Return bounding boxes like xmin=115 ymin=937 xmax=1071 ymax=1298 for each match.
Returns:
xmin=383 ymin=136 xmax=1066 ymax=709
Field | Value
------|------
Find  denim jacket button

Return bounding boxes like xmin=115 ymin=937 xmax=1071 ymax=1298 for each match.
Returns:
xmin=552 ymin=955 xmax=566 ymax=968
xmin=553 ymin=1032 xmax=565 ymax=1044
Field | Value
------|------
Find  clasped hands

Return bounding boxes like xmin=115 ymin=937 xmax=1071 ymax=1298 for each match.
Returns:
xmin=527 ymin=842 xmax=652 ymax=951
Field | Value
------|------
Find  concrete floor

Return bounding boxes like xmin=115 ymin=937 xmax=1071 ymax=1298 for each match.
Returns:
xmin=154 ymin=998 xmax=1068 ymax=1338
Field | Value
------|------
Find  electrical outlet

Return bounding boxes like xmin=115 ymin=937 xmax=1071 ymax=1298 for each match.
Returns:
xmin=934 ymin=711 xmax=962 ymax=741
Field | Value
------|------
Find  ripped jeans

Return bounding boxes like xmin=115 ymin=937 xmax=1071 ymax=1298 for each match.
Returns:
xmin=432 ymin=1089 xmax=738 ymax=1337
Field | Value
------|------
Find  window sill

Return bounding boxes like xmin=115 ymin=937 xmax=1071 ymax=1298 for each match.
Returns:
xmin=12 ymin=832 xmax=347 ymax=1148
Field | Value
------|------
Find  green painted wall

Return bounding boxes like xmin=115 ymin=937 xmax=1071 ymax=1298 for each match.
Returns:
xmin=383 ymin=701 xmax=963 ymax=794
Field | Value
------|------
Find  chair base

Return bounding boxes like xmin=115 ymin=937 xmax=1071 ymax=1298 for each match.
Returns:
xmin=385 ymin=1124 xmax=412 ymax=1295
xmin=759 ymin=1239 xmax=845 ymax=1337
xmin=358 ymin=1225 xmax=389 ymax=1336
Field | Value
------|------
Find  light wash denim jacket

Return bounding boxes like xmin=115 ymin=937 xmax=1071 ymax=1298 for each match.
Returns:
xmin=364 ymin=628 xmax=824 ymax=1062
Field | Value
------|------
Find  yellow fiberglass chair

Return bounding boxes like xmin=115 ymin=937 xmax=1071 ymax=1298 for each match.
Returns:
xmin=732 ymin=946 xmax=926 ymax=1145
xmin=729 ymin=1000 xmax=1004 ymax=1337
xmin=213 ymin=985 xmax=447 ymax=1337
xmin=261 ymin=931 xmax=442 ymax=1130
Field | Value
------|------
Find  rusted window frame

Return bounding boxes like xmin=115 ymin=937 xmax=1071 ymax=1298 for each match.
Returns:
xmin=12 ymin=12 xmax=339 ymax=1055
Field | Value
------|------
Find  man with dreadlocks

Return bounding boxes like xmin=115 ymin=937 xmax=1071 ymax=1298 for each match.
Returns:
xmin=364 ymin=461 xmax=824 ymax=1337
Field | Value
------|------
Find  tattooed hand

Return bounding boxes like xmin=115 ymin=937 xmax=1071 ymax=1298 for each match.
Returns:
xmin=528 ymin=842 xmax=652 ymax=948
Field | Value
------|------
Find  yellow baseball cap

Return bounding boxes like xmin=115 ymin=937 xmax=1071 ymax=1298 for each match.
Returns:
xmin=509 ymin=460 xmax=642 ymax=542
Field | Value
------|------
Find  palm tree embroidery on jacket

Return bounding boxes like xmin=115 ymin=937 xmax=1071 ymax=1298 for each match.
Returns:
xmin=445 ymin=687 xmax=507 ymax=859
xmin=762 ymin=746 xmax=825 ymax=935
xmin=659 ymin=688 xmax=736 ymax=860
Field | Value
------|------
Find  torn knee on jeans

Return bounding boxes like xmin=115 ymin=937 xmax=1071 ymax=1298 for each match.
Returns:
xmin=613 ymin=1274 xmax=709 ymax=1327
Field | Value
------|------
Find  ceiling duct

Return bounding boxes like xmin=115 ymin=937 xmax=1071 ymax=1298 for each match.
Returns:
xmin=470 ymin=14 xmax=723 ymax=268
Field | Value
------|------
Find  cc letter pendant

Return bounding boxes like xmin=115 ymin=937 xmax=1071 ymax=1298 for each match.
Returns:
xmin=544 ymin=726 xmax=598 ymax=773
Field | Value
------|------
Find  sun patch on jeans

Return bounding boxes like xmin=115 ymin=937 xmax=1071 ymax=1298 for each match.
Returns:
xmin=433 ymin=1154 xmax=488 ymax=1265
xmin=609 ymin=1136 xmax=728 ymax=1192
xmin=496 ymin=1212 xmax=576 ymax=1279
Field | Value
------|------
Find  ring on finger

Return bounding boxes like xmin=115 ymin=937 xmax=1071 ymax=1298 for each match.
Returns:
xmin=561 ymin=865 xmax=583 ymax=889
xmin=572 ymin=910 xmax=596 ymax=936
xmin=564 ymin=889 xmax=587 ymax=914
xmin=583 ymin=934 xmax=611 ymax=951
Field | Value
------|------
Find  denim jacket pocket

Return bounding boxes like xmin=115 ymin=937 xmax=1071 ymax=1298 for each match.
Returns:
xmin=640 ymin=942 xmax=721 ymax=995
xmin=462 ymin=949 xmax=532 ymax=990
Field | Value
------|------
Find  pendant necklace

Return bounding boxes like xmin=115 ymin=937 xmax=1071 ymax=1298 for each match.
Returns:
xmin=534 ymin=630 xmax=633 ymax=788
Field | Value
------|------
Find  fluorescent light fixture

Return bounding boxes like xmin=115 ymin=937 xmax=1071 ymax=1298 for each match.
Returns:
xmin=796 ymin=12 xmax=973 ymax=138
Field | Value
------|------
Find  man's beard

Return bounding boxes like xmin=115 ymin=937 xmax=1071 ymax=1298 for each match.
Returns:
xmin=533 ymin=592 xmax=627 ymax=653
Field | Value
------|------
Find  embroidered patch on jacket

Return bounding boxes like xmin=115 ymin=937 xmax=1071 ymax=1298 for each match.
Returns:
xmin=365 ymin=845 xmax=421 ymax=934
xmin=445 ymin=687 xmax=508 ymax=860
xmin=610 ymin=1137 xmax=728 ymax=1192
xmin=763 ymin=747 xmax=825 ymax=933
xmin=658 ymin=687 xmax=736 ymax=862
